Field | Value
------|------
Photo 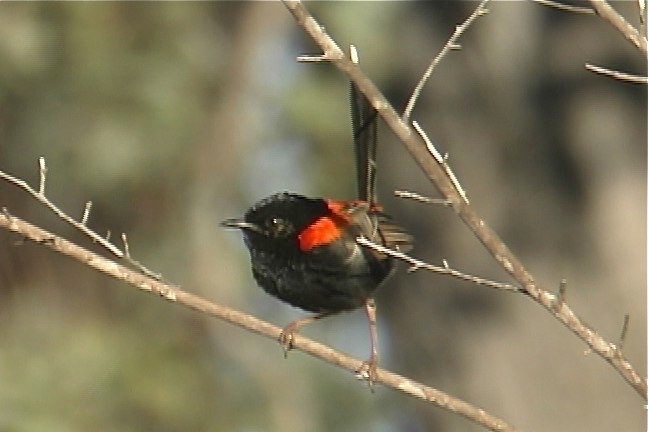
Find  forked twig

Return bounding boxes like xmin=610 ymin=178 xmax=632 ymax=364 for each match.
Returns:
xmin=402 ymin=0 xmax=490 ymax=122
xmin=281 ymin=0 xmax=647 ymax=399
xmin=356 ymin=236 xmax=520 ymax=293
xmin=0 ymin=159 xmax=161 ymax=280
xmin=0 ymin=211 xmax=517 ymax=432
xmin=587 ymin=0 xmax=648 ymax=55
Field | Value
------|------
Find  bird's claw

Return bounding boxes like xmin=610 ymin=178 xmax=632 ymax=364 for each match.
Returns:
xmin=278 ymin=324 xmax=298 ymax=358
xmin=355 ymin=357 xmax=379 ymax=392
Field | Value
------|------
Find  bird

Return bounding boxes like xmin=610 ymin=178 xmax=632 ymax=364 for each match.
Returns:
xmin=221 ymin=71 xmax=412 ymax=387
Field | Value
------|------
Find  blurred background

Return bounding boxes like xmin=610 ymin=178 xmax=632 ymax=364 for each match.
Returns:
xmin=0 ymin=2 xmax=645 ymax=431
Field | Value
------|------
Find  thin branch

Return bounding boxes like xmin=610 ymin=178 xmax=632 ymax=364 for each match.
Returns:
xmin=297 ymin=54 xmax=333 ymax=62
xmin=552 ymin=278 xmax=568 ymax=311
xmin=639 ymin=0 xmax=646 ymax=37
xmin=38 ymin=156 xmax=47 ymax=195
xmin=616 ymin=313 xmax=631 ymax=353
xmin=356 ymin=236 xmax=520 ymax=293
xmin=585 ymin=63 xmax=648 ymax=84
xmin=587 ymin=0 xmax=648 ymax=56
xmin=394 ymin=190 xmax=451 ymax=206
xmin=121 ymin=233 xmax=131 ymax=259
xmin=413 ymin=120 xmax=469 ymax=204
xmin=81 ymin=201 xmax=92 ymax=226
xmin=0 ymin=160 xmax=161 ymax=280
xmin=0 ymin=211 xmax=517 ymax=432
xmin=402 ymin=0 xmax=490 ymax=122
xmin=533 ymin=0 xmax=594 ymax=14
xmin=281 ymin=0 xmax=647 ymax=399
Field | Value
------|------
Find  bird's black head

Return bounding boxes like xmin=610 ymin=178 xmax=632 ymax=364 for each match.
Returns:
xmin=221 ymin=192 xmax=329 ymax=252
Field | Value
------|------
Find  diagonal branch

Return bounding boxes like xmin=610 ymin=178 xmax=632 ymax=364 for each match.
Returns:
xmin=281 ymin=0 xmax=647 ymax=399
xmin=585 ymin=62 xmax=648 ymax=84
xmin=0 ymin=211 xmax=516 ymax=432
xmin=587 ymin=0 xmax=648 ymax=56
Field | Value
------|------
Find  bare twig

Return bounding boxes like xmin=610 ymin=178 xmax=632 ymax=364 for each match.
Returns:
xmin=357 ymin=236 xmax=520 ymax=293
xmin=281 ymin=0 xmax=647 ymax=399
xmin=617 ymin=313 xmax=631 ymax=353
xmin=533 ymin=0 xmax=594 ymax=14
xmin=552 ymin=278 xmax=568 ymax=311
xmin=121 ymin=233 xmax=131 ymax=259
xmin=413 ymin=121 xmax=445 ymax=163
xmin=639 ymin=0 xmax=646 ymax=37
xmin=0 ymin=160 xmax=161 ymax=280
xmin=0 ymin=211 xmax=517 ymax=432
xmin=587 ymin=0 xmax=648 ymax=56
xmin=297 ymin=54 xmax=333 ymax=62
xmin=413 ymin=121 xmax=469 ymax=204
xmin=537 ymin=0 xmax=648 ymax=55
xmin=38 ymin=156 xmax=47 ymax=195
xmin=81 ymin=201 xmax=92 ymax=226
xmin=394 ymin=190 xmax=451 ymax=206
xmin=585 ymin=63 xmax=648 ymax=84
xmin=402 ymin=0 xmax=490 ymax=122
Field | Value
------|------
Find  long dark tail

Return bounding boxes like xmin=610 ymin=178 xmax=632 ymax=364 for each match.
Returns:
xmin=350 ymin=70 xmax=378 ymax=206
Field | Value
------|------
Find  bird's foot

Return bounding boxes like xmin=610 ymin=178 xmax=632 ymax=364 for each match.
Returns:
xmin=355 ymin=355 xmax=379 ymax=392
xmin=278 ymin=322 xmax=300 ymax=358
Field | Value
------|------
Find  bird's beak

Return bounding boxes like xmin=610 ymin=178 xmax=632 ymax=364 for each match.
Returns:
xmin=220 ymin=218 xmax=263 ymax=234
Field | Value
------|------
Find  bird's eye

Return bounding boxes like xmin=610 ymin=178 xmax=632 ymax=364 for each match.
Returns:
xmin=268 ymin=218 xmax=291 ymax=237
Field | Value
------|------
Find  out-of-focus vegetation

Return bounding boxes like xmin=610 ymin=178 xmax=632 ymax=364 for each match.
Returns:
xmin=0 ymin=2 xmax=645 ymax=431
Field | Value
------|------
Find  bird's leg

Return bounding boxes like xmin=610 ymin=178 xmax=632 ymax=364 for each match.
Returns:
xmin=279 ymin=312 xmax=332 ymax=357
xmin=356 ymin=298 xmax=379 ymax=391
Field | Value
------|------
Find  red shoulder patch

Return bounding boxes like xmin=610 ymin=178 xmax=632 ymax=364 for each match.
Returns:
xmin=297 ymin=200 xmax=351 ymax=252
